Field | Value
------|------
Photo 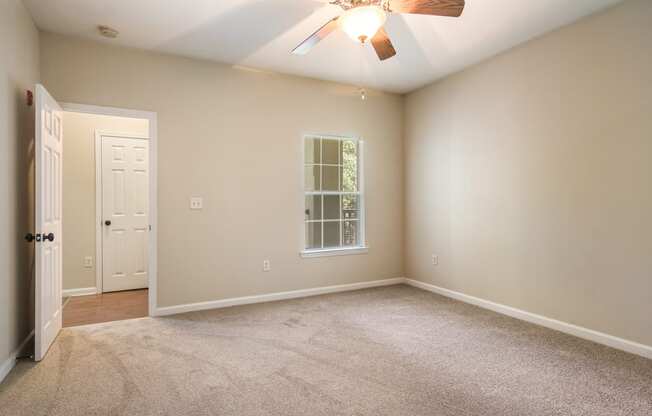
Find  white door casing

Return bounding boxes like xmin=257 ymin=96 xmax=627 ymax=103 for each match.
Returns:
xmin=100 ymin=134 xmax=149 ymax=292
xmin=35 ymin=84 xmax=63 ymax=361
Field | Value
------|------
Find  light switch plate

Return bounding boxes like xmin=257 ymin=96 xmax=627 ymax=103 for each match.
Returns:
xmin=190 ymin=197 xmax=203 ymax=210
xmin=84 ymin=256 xmax=93 ymax=268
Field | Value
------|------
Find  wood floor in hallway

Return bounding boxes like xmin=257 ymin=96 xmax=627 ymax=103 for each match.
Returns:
xmin=63 ymin=289 xmax=148 ymax=327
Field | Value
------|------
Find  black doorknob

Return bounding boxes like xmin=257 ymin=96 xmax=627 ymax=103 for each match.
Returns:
xmin=42 ymin=233 xmax=55 ymax=242
xmin=105 ymin=220 xmax=111 ymax=226
xmin=25 ymin=233 xmax=35 ymax=242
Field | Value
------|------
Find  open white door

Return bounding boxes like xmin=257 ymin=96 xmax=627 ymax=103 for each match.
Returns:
xmin=34 ymin=84 xmax=63 ymax=361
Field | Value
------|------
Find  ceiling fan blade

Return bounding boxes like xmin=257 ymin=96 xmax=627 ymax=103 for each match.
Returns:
xmin=371 ymin=27 xmax=396 ymax=61
xmin=292 ymin=17 xmax=339 ymax=55
xmin=389 ymin=0 xmax=465 ymax=17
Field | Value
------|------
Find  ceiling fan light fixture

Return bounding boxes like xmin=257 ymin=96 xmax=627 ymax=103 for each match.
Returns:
xmin=339 ymin=5 xmax=387 ymax=43
xmin=292 ymin=0 xmax=465 ymax=61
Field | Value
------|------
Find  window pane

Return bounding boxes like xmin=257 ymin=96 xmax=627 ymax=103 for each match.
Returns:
xmin=305 ymin=195 xmax=322 ymax=221
xmin=305 ymin=222 xmax=322 ymax=249
xmin=305 ymin=137 xmax=320 ymax=164
xmin=342 ymin=195 xmax=359 ymax=220
xmin=323 ymin=195 xmax=340 ymax=220
xmin=303 ymin=136 xmax=362 ymax=252
xmin=322 ymin=165 xmax=339 ymax=191
xmin=323 ymin=221 xmax=340 ymax=248
xmin=343 ymin=220 xmax=359 ymax=246
xmin=341 ymin=140 xmax=357 ymax=192
xmin=322 ymin=139 xmax=339 ymax=165
xmin=304 ymin=166 xmax=320 ymax=191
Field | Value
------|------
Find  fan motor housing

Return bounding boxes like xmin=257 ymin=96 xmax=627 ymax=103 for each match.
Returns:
xmin=333 ymin=0 xmax=387 ymax=11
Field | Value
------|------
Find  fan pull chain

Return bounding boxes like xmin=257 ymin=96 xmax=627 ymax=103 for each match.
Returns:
xmin=358 ymin=39 xmax=367 ymax=101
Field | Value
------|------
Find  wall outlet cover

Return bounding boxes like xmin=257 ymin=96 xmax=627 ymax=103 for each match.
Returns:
xmin=190 ymin=197 xmax=203 ymax=210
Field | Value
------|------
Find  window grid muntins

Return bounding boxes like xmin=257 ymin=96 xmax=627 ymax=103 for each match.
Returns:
xmin=304 ymin=136 xmax=361 ymax=250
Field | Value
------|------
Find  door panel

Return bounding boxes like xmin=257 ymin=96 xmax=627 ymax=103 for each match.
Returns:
xmin=101 ymin=135 xmax=149 ymax=292
xmin=35 ymin=84 xmax=63 ymax=361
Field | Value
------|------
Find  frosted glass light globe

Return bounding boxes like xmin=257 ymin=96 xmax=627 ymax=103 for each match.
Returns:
xmin=339 ymin=6 xmax=387 ymax=43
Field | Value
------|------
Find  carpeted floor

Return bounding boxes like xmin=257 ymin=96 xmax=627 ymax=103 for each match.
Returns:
xmin=1 ymin=284 xmax=651 ymax=416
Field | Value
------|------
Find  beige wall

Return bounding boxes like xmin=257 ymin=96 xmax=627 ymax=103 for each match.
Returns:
xmin=62 ymin=112 xmax=149 ymax=290
xmin=0 ymin=0 xmax=39 ymax=367
xmin=405 ymin=0 xmax=652 ymax=346
xmin=40 ymin=33 xmax=404 ymax=307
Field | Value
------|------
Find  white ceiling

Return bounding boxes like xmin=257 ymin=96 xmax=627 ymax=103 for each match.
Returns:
xmin=25 ymin=0 xmax=623 ymax=93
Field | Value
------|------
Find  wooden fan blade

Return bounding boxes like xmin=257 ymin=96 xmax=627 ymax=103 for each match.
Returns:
xmin=292 ymin=17 xmax=339 ymax=55
xmin=371 ymin=27 xmax=396 ymax=61
xmin=389 ymin=0 xmax=465 ymax=17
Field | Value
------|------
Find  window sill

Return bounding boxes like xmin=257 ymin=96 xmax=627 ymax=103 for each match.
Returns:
xmin=300 ymin=247 xmax=369 ymax=258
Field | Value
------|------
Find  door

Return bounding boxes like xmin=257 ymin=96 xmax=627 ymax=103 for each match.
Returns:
xmin=101 ymin=134 xmax=149 ymax=292
xmin=34 ymin=84 xmax=63 ymax=361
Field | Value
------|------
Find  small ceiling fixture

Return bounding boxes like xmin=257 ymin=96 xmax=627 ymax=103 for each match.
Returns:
xmin=98 ymin=25 xmax=119 ymax=39
xmin=292 ymin=0 xmax=465 ymax=61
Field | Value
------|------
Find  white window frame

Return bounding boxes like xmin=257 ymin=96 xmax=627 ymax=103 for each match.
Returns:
xmin=300 ymin=133 xmax=368 ymax=258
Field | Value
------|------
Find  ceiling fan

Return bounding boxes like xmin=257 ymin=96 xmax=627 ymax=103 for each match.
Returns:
xmin=292 ymin=0 xmax=465 ymax=61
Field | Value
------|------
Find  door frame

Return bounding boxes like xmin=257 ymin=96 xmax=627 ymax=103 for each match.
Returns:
xmin=61 ymin=102 xmax=158 ymax=317
xmin=95 ymin=131 xmax=150 ymax=294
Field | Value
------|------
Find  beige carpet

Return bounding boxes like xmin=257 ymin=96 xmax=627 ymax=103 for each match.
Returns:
xmin=1 ymin=284 xmax=651 ymax=415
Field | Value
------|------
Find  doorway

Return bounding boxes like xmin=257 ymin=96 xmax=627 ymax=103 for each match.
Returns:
xmin=59 ymin=104 xmax=157 ymax=328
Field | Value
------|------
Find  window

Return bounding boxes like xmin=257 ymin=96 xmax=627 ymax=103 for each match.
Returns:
xmin=303 ymin=135 xmax=366 ymax=256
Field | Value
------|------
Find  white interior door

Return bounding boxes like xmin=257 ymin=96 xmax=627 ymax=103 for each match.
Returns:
xmin=101 ymin=134 xmax=149 ymax=292
xmin=35 ymin=84 xmax=63 ymax=361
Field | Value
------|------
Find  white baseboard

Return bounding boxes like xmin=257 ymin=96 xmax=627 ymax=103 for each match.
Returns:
xmin=154 ymin=277 xmax=406 ymax=317
xmin=405 ymin=279 xmax=652 ymax=360
xmin=62 ymin=287 xmax=97 ymax=297
xmin=0 ymin=330 xmax=34 ymax=384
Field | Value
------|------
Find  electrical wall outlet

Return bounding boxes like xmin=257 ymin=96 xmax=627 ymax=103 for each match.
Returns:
xmin=432 ymin=254 xmax=439 ymax=266
xmin=190 ymin=197 xmax=203 ymax=210
xmin=84 ymin=256 xmax=93 ymax=268
xmin=263 ymin=259 xmax=271 ymax=272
